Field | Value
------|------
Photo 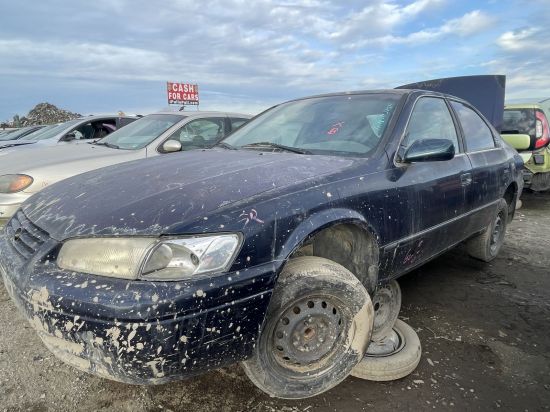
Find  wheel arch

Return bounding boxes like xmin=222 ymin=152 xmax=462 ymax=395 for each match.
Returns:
xmin=502 ymin=181 xmax=518 ymax=221
xmin=275 ymin=208 xmax=381 ymax=294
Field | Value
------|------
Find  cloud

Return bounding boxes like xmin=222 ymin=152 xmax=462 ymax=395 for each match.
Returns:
xmin=0 ymin=0 xmax=547 ymax=118
xmin=497 ymin=28 xmax=548 ymax=51
xmin=345 ymin=10 xmax=495 ymax=48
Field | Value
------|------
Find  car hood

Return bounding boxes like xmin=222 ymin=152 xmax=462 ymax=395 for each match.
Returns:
xmin=23 ymin=149 xmax=355 ymax=240
xmin=0 ymin=144 xmax=144 ymax=193
xmin=0 ymin=139 xmax=36 ymax=149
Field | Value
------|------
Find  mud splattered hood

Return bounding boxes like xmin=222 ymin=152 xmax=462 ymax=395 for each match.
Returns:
xmin=22 ymin=149 xmax=355 ymax=240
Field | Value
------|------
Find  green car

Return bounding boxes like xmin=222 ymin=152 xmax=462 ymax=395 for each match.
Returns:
xmin=501 ymin=99 xmax=550 ymax=191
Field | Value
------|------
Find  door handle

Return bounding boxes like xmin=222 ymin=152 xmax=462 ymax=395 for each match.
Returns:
xmin=461 ymin=172 xmax=473 ymax=186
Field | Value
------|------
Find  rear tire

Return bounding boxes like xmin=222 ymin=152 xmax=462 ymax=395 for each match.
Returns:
xmin=467 ymin=199 xmax=508 ymax=262
xmin=242 ymin=256 xmax=374 ymax=399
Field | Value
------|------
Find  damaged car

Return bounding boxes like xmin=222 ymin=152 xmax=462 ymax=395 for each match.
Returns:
xmin=0 ymin=88 xmax=523 ymax=399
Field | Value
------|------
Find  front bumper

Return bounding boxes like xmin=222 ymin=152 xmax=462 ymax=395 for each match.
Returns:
xmin=0 ymin=233 xmax=277 ymax=384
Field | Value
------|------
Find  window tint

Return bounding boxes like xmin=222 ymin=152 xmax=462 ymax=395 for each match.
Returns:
xmin=169 ymin=118 xmax=225 ymax=149
xmin=451 ymin=101 xmax=495 ymax=152
xmin=404 ymin=97 xmax=459 ymax=152
xmin=230 ymin=118 xmax=248 ymax=130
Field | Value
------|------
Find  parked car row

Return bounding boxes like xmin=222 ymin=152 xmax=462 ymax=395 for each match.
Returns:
xmin=0 ymin=77 xmax=525 ymax=399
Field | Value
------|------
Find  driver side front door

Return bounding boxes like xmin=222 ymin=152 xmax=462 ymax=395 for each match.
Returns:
xmin=383 ymin=96 xmax=472 ymax=276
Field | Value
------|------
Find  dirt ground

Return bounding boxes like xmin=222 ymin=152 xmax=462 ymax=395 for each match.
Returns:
xmin=1 ymin=191 xmax=549 ymax=412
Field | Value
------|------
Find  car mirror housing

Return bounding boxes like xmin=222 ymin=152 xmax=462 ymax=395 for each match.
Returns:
xmin=162 ymin=139 xmax=183 ymax=153
xmin=403 ymin=138 xmax=455 ymax=163
xmin=61 ymin=132 xmax=77 ymax=142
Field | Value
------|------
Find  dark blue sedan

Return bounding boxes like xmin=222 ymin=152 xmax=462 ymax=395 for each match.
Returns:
xmin=0 ymin=88 xmax=523 ymax=399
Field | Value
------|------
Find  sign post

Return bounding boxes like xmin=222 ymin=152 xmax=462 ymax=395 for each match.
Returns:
xmin=167 ymin=82 xmax=199 ymax=110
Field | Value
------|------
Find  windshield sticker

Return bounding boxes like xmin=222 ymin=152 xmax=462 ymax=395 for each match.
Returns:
xmin=327 ymin=122 xmax=344 ymax=135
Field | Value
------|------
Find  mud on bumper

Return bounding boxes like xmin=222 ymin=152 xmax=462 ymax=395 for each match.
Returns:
xmin=0 ymin=242 xmax=276 ymax=385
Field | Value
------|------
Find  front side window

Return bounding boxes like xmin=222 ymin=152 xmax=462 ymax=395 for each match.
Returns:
xmin=230 ymin=118 xmax=249 ymax=131
xmin=403 ymin=97 xmax=460 ymax=153
xmin=451 ymin=101 xmax=495 ymax=152
xmin=222 ymin=94 xmax=401 ymax=156
xmin=168 ymin=118 xmax=225 ymax=149
xmin=99 ymin=114 xmax=184 ymax=150
xmin=29 ymin=119 xmax=81 ymax=141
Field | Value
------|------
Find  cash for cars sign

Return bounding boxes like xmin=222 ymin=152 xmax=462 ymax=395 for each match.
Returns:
xmin=167 ymin=82 xmax=199 ymax=105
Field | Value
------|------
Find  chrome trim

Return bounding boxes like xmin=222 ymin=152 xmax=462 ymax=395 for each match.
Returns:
xmin=382 ymin=199 xmax=499 ymax=250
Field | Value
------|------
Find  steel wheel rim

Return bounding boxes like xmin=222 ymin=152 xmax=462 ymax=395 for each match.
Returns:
xmin=366 ymin=325 xmax=405 ymax=358
xmin=269 ymin=295 xmax=349 ymax=376
xmin=372 ymin=282 xmax=400 ymax=334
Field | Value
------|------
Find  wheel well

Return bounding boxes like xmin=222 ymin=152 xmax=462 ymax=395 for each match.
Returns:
xmin=503 ymin=182 xmax=518 ymax=220
xmin=290 ymin=223 xmax=379 ymax=294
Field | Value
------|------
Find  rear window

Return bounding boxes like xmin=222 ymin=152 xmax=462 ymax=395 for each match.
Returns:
xmin=502 ymin=109 xmax=535 ymax=137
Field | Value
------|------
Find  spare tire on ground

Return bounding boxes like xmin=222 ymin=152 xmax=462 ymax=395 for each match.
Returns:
xmin=350 ymin=319 xmax=421 ymax=382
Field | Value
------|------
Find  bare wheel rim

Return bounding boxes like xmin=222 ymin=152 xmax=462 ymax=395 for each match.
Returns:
xmin=490 ymin=212 xmax=505 ymax=253
xmin=366 ymin=327 xmax=404 ymax=357
xmin=268 ymin=295 xmax=350 ymax=376
xmin=372 ymin=281 xmax=401 ymax=338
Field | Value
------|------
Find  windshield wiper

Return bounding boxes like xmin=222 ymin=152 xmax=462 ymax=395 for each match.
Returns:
xmin=241 ymin=142 xmax=311 ymax=154
xmin=214 ymin=141 xmax=237 ymax=150
xmin=94 ymin=141 xmax=120 ymax=149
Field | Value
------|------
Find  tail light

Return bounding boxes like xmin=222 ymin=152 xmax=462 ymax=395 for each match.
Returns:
xmin=534 ymin=109 xmax=549 ymax=149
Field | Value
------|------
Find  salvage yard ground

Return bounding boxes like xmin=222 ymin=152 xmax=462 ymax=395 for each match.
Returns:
xmin=1 ymin=191 xmax=549 ymax=412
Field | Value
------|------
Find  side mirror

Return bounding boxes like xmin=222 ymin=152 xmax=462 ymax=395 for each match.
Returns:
xmin=403 ymin=138 xmax=455 ymax=163
xmin=61 ymin=132 xmax=77 ymax=142
xmin=162 ymin=139 xmax=182 ymax=153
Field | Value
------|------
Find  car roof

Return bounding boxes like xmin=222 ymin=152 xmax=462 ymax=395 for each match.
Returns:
xmin=284 ymin=88 xmax=468 ymax=104
xmin=74 ymin=114 xmax=138 ymax=120
xmin=504 ymin=103 xmax=540 ymax=109
xmin=152 ymin=111 xmax=251 ymax=118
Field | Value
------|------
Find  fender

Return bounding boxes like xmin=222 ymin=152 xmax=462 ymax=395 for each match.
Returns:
xmin=273 ymin=207 xmax=381 ymax=292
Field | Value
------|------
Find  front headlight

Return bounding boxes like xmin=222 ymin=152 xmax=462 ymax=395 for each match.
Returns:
xmin=0 ymin=174 xmax=33 ymax=193
xmin=57 ymin=234 xmax=242 ymax=281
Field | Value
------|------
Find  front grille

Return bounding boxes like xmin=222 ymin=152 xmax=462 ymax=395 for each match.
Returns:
xmin=5 ymin=210 xmax=50 ymax=259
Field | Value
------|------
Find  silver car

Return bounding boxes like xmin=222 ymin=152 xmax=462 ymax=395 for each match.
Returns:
xmin=0 ymin=115 xmax=137 ymax=151
xmin=0 ymin=111 xmax=250 ymax=226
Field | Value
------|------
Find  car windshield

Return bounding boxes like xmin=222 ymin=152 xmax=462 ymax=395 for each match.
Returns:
xmin=0 ymin=126 xmax=39 ymax=141
xmin=502 ymin=108 xmax=535 ymax=137
xmin=222 ymin=93 xmax=400 ymax=156
xmin=99 ymin=114 xmax=184 ymax=150
xmin=27 ymin=119 xmax=82 ymax=141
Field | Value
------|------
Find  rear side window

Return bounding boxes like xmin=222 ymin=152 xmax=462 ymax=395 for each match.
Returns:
xmin=451 ymin=101 xmax=495 ymax=152
xmin=404 ymin=97 xmax=460 ymax=152
xmin=502 ymin=109 xmax=535 ymax=137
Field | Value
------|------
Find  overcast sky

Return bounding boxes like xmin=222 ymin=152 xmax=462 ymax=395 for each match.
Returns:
xmin=1 ymin=0 xmax=549 ymax=120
